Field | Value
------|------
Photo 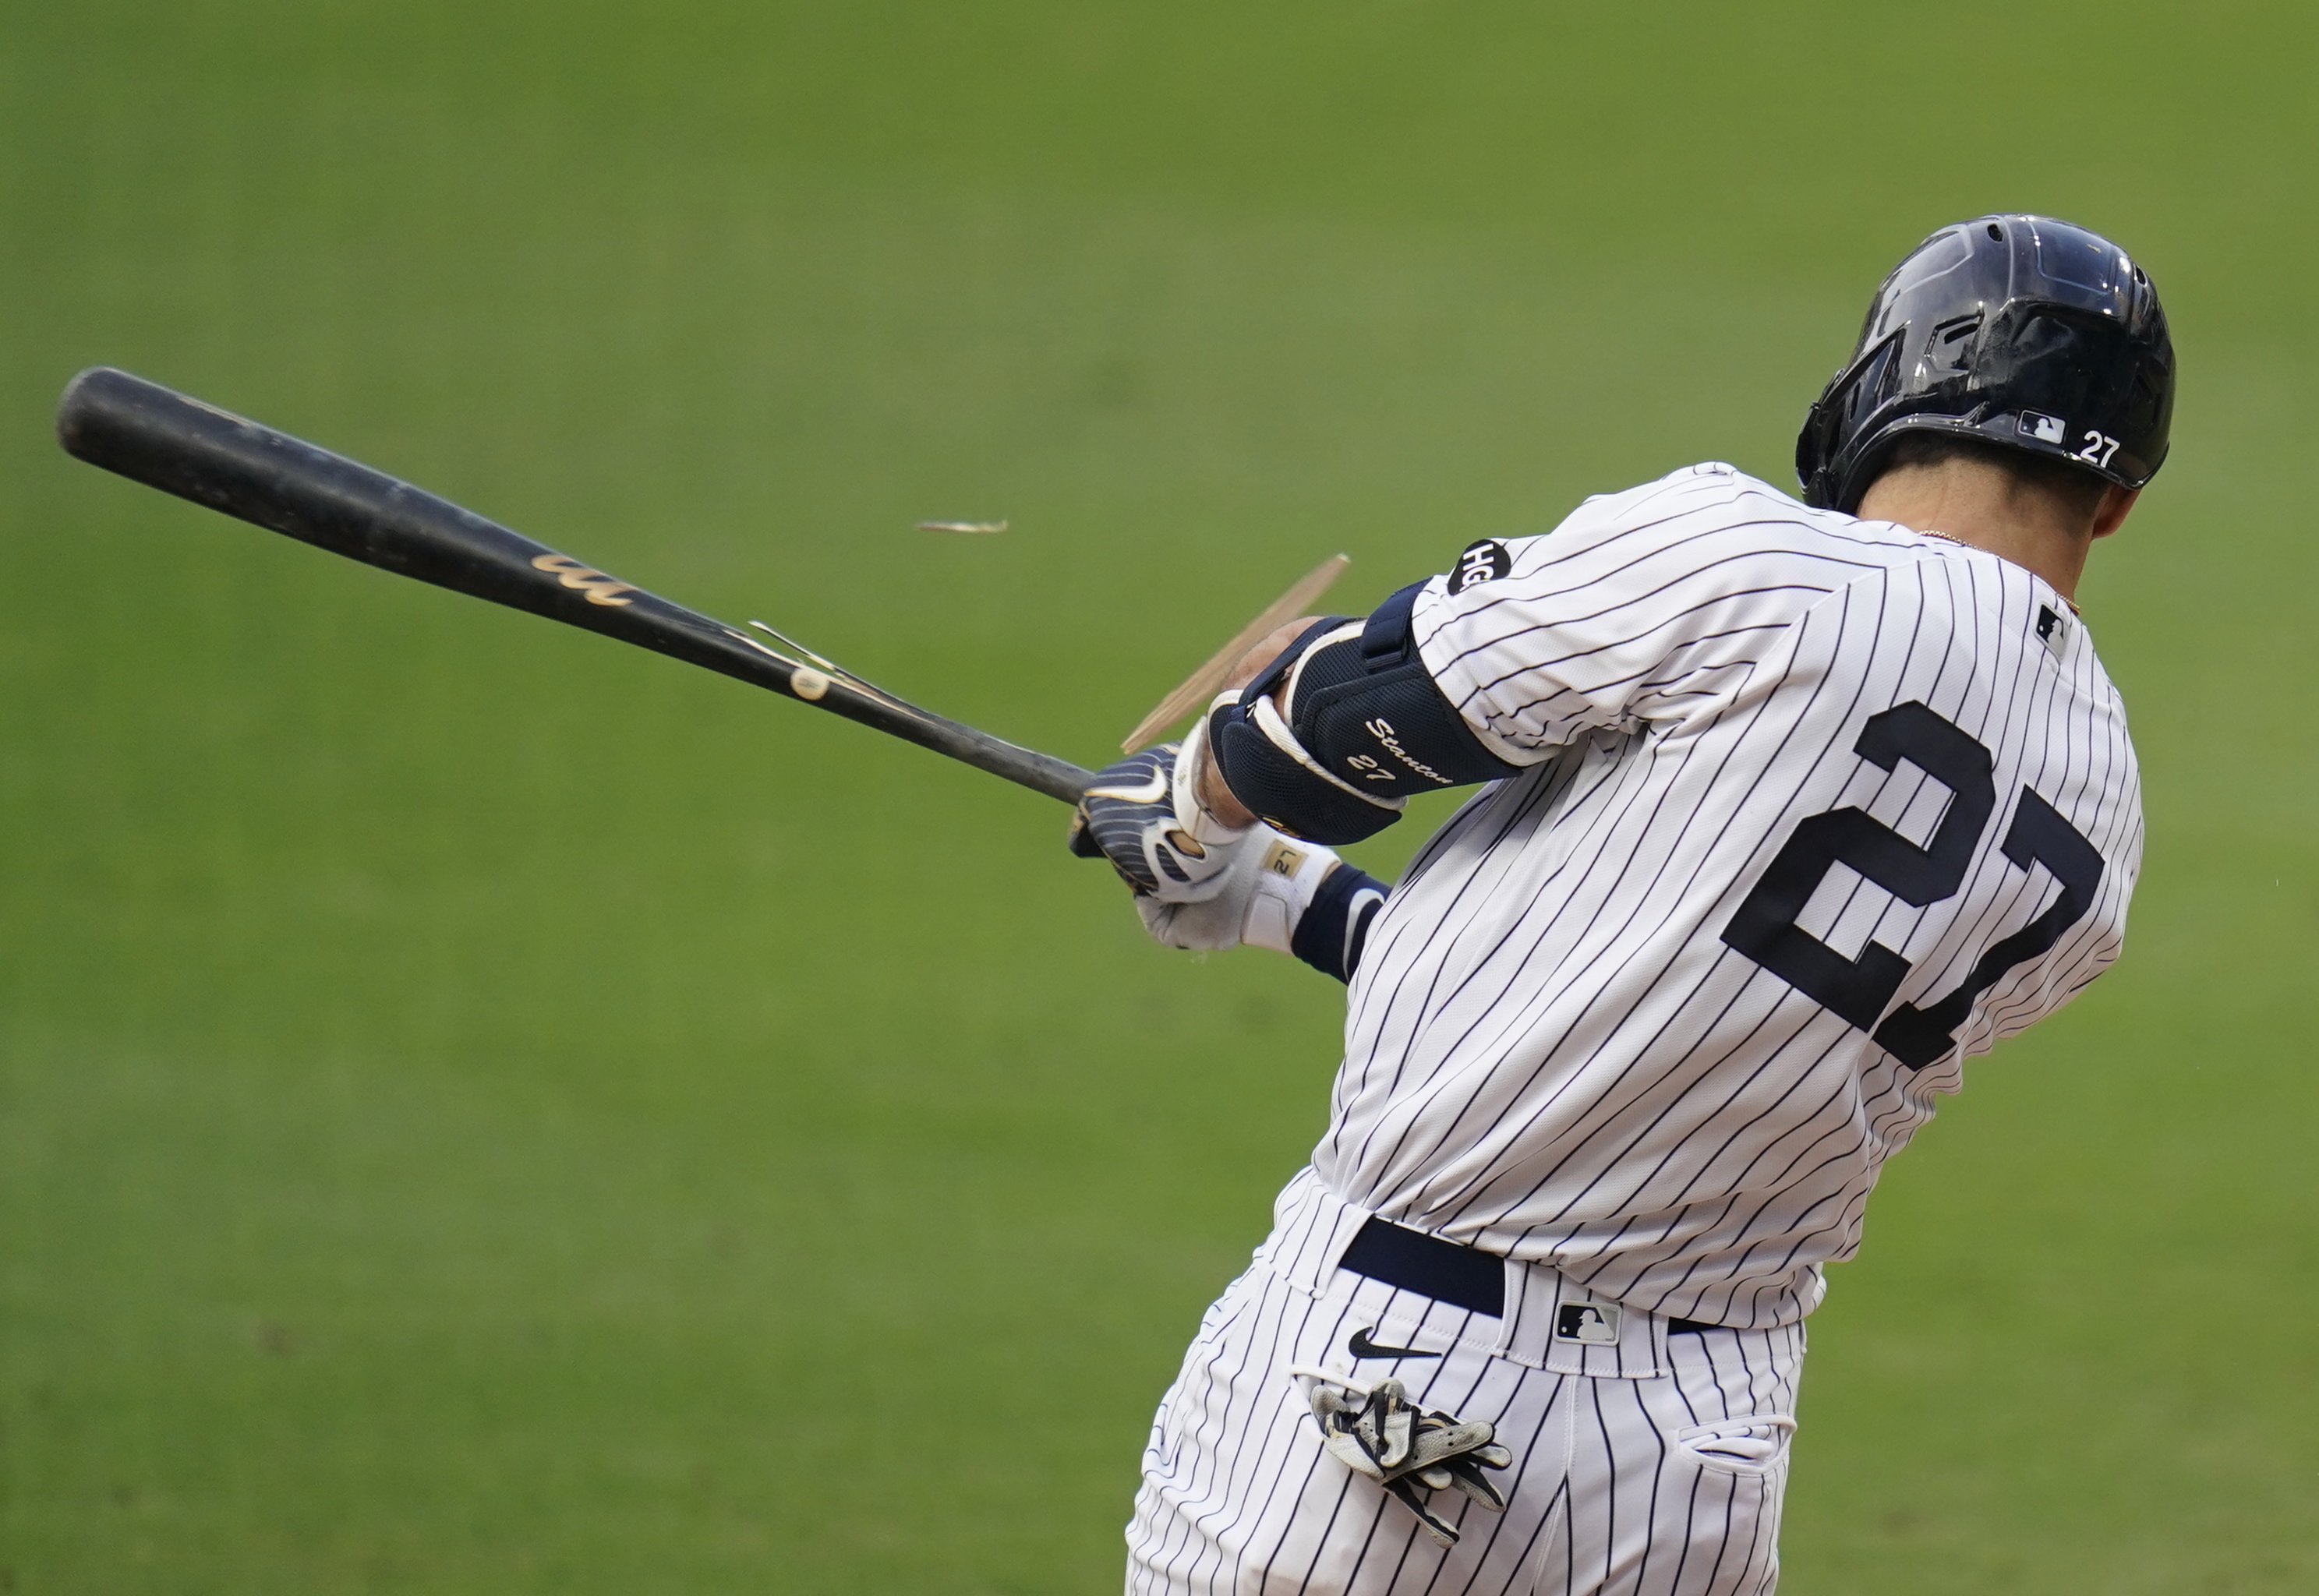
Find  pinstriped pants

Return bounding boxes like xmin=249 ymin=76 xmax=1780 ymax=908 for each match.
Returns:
xmin=1126 ymin=1181 xmax=1804 ymax=1595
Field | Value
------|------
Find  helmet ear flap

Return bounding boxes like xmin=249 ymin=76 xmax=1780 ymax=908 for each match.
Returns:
xmin=1794 ymin=397 xmax=1837 ymax=509
xmin=1796 ymin=328 xmax=1904 ymax=510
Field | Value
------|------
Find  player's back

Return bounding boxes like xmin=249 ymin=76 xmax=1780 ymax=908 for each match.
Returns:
xmin=1316 ymin=464 xmax=2143 ymax=1327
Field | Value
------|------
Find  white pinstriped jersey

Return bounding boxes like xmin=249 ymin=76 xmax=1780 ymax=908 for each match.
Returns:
xmin=1315 ymin=463 xmax=2143 ymax=1329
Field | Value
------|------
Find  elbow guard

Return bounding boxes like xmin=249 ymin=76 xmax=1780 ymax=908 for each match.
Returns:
xmin=1207 ymin=582 xmax=1523 ymax=844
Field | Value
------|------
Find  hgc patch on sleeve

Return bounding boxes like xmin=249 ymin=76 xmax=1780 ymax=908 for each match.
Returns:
xmin=1449 ymin=539 xmax=1512 ymax=594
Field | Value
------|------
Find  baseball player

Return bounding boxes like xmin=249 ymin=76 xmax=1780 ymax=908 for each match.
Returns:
xmin=1071 ymin=214 xmax=2175 ymax=1594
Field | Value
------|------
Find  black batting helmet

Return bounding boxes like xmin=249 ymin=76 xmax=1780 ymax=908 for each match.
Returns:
xmin=1796 ymin=215 xmax=2175 ymax=514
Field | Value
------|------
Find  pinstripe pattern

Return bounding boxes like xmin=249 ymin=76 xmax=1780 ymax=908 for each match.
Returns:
xmin=1127 ymin=463 xmax=2139 ymax=1591
xmin=1315 ymin=464 xmax=2140 ymax=1329
xmin=1126 ymin=1178 xmax=1801 ymax=1594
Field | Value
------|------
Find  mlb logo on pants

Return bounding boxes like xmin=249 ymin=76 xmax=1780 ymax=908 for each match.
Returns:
xmin=1554 ymin=1301 xmax=1622 ymax=1345
xmin=2017 ymin=411 xmax=2069 ymax=444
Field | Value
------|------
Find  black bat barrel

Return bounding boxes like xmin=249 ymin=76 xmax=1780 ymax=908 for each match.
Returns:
xmin=58 ymin=367 xmax=1094 ymax=803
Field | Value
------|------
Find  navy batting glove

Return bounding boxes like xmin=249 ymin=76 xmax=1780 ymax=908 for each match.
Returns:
xmin=1068 ymin=743 xmax=1243 ymax=900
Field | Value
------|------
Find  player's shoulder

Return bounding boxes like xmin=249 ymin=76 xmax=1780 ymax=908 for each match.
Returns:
xmin=1561 ymin=462 xmax=1925 ymax=559
xmin=1476 ymin=462 xmax=1935 ymax=599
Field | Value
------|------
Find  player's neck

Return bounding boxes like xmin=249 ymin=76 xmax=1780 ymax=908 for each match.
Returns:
xmin=1855 ymin=466 xmax=2095 ymax=601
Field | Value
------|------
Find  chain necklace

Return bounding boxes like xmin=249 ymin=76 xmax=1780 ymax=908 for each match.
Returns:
xmin=1912 ymin=526 xmax=2081 ymax=616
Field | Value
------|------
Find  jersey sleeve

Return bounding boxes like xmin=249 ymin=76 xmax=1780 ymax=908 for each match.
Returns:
xmin=1413 ymin=466 xmax=1892 ymax=760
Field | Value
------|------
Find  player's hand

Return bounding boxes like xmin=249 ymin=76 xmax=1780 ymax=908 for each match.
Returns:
xmin=1067 ymin=735 xmax=1250 ymax=902
xmin=1137 ymin=828 xmax=1342 ymax=953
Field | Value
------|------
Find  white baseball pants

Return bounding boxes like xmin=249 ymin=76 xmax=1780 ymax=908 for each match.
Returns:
xmin=1126 ymin=1171 xmax=1804 ymax=1595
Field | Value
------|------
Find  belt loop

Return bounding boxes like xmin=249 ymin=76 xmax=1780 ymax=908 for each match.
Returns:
xmin=1254 ymin=1169 xmax=1376 ymax=1298
xmin=1498 ymin=1256 xmax=1556 ymax=1364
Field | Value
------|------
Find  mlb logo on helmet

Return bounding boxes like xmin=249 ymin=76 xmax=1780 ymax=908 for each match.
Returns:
xmin=2018 ymin=411 xmax=2069 ymax=445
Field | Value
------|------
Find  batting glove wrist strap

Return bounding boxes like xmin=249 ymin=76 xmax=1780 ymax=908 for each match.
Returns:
xmin=1131 ymin=826 xmax=1340 ymax=957
xmin=1237 ymin=836 xmax=1342 ymax=955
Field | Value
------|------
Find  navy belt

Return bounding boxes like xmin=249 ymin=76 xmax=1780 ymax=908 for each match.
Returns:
xmin=1338 ymin=1215 xmax=1720 ymax=1335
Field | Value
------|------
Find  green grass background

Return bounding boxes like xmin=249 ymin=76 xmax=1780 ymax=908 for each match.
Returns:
xmin=2 ymin=2 xmax=2314 ymax=1590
